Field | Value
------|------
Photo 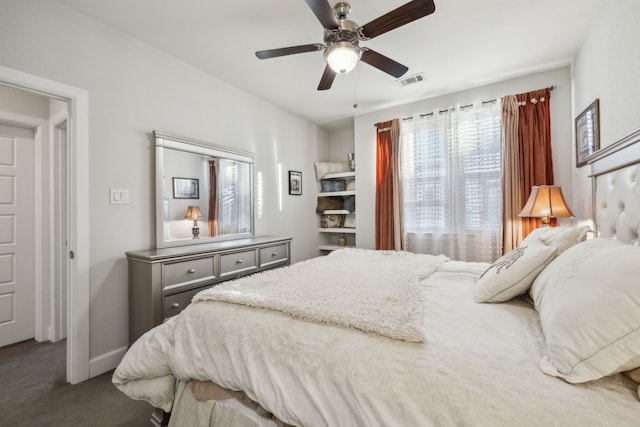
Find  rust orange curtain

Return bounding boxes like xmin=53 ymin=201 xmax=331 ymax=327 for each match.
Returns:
xmin=375 ymin=119 xmax=400 ymax=250
xmin=516 ymin=88 xmax=554 ymax=238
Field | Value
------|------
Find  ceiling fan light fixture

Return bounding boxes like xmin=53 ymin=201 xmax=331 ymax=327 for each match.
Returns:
xmin=324 ymin=41 xmax=361 ymax=74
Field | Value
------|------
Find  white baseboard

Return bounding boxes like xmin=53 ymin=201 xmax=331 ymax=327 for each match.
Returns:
xmin=89 ymin=345 xmax=128 ymax=378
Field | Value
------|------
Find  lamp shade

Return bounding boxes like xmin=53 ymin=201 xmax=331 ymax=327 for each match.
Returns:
xmin=519 ymin=185 xmax=574 ymax=223
xmin=184 ymin=205 xmax=204 ymax=220
xmin=324 ymin=42 xmax=361 ymax=74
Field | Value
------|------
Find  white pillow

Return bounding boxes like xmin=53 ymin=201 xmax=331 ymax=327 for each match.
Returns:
xmin=521 ymin=225 xmax=589 ymax=254
xmin=474 ymin=226 xmax=589 ymax=304
xmin=474 ymin=242 xmax=557 ymax=303
xmin=531 ymin=238 xmax=640 ymax=383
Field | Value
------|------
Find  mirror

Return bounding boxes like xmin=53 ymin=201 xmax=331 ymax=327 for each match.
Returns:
xmin=154 ymin=131 xmax=254 ymax=248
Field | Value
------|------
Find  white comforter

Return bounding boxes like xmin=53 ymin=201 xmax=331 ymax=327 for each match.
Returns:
xmin=195 ymin=249 xmax=447 ymax=343
xmin=113 ymin=256 xmax=638 ymax=427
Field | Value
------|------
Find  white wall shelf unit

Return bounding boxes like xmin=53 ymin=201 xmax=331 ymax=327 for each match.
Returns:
xmin=317 ymin=170 xmax=356 ymax=252
xmin=318 ymin=228 xmax=356 ymax=233
xmin=321 ymin=171 xmax=354 ymax=179
xmin=318 ymin=190 xmax=355 ymax=197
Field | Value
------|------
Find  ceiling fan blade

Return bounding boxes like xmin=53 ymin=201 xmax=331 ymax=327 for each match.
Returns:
xmin=361 ymin=49 xmax=409 ymax=78
xmin=304 ymin=0 xmax=340 ymax=29
xmin=256 ymin=44 xmax=323 ymax=59
xmin=359 ymin=0 xmax=436 ymax=40
xmin=317 ymin=65 xmax=336 ymax=91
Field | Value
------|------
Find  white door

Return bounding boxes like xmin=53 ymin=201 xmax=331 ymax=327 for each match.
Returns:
xmin=0 ymin=122 xmax=35 ymax=347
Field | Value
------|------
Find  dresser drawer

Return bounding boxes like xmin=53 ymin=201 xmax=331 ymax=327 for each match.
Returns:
xmin=162 ymin=256 xmax=215 ymax=291
xmin=260 ymin=243 xmax=288 ymax=268
xmin=127 ymin=236 xmax=291 ymax=344
xmin=220 ymin=249 xmax=257 ymax=277
xmin=162 ymin=286 xmax=205 ymax=320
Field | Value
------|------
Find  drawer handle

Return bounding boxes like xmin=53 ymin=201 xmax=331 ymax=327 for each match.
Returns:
xmin=172 ymin=302 xmax=180 ymax=308
xmin=236 ymin=259 xmax=244 ymax=264
xmin=188 ymin=268 xmax=196 ymax=274
xmin=271 ymin=252 xmax=278 ymax=257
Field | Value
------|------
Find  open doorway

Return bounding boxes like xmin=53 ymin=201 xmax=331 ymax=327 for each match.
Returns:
xmin=0 ymin=86 xmax=68 ymax=360
xmin=0 ymin=65 xmax=89 ymax=384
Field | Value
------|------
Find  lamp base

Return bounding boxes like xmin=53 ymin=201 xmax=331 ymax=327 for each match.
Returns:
xmin=191 ymin=219 xmax=200 ymax=238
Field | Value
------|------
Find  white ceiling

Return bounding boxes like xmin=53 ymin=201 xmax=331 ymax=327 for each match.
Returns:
xmin=58 ymin=0 xmax=603 ymax=128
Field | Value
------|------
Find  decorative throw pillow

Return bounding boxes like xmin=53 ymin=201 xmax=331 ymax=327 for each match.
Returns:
xmin=474 ymin=243 xmax=557 ymax=303
xmin=474 ymin=226 xmax=589 ymax=304
xmin=521 ymin=225 xmax=590 ymax=254
xmin=320 ymin=179 xmax=345 ymax=193
xmin=539 ymin=226 xmax=589 ymax=253
xmin=316 ymin=196 xmax=343 ymax=213
xmin=532 ymin=238 xmax=640 ymax=383
xmin=314 ymin=162 xmax=350 ymax=180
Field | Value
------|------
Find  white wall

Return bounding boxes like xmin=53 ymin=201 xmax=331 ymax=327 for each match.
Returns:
xmin=353 ymin=67 xmax=573 ymax=249
xmin=4 ymin=0 xmax=633 ymax=377
xmin=571 ymin=0 xmax=640 ymax=224
xmin=328 ymin=125 xmax=355 ymax=163
xmin=0 ymin=0 xmax=325 ymax=372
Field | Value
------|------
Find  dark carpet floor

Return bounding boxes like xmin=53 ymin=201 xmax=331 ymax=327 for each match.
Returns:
xmin=0 ymin=340 xmax=153 ymax=427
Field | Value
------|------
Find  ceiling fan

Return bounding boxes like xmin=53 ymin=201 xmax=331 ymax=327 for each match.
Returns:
xmin=255 ymin=0 xmax=436 ymax=91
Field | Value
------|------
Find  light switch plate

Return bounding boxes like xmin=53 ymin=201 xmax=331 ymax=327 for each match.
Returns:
xmin=110 ymin=188 xmax=129 ymax=205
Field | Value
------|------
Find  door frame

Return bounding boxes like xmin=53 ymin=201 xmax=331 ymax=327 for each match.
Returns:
xmin=51 ymin=116 xmax=68 ymax=342
xmin=0 ymin=66 xmax=90 ymax=384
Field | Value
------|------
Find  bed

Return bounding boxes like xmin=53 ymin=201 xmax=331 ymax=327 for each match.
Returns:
xmin=113 ymin=130 xmax=640 ymax=426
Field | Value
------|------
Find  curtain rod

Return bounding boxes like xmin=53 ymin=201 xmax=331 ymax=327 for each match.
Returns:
xmin=376 ymin=85 xmax=557 ymax=126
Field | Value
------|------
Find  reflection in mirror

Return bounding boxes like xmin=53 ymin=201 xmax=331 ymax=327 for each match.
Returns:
xmin=155 ymin=131 xmax=254 ymax=248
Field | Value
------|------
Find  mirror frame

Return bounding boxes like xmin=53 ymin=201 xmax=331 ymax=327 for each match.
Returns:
xmin=154 ymin=131 xmax=255 ymax=248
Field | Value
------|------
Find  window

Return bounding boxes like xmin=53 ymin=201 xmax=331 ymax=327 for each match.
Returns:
xmin=217 ymin=159 xmax=252 ymax=235
xmin=400 ymin=101 xmax=501 ymax=262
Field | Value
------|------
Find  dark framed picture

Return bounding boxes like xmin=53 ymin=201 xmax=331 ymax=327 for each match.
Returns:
xmin=288 ymin=170 xmax=302 ymax=195
xmin=575 ymin=99 xmax=600 ymax=167
xmin=172 ymin=177 xmax=199 ymax=199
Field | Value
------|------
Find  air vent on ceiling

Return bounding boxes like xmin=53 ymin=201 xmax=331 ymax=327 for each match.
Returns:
xmin=397 ymin=72 xmax=425 ymax=87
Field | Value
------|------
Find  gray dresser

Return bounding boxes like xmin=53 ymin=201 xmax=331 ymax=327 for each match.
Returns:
xmin=126 ymin=235 xmax=291 ymax=343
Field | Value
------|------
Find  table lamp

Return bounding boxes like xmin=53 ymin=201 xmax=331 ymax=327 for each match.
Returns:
xmin=184 ymin=205 xmax=204 ymax=238
xmin=519 ymin=185 xmax=574 ymax=226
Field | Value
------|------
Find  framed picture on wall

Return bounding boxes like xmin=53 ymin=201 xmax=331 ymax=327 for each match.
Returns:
xmin=289 ymin=170 xmax=302 ymax=195
xmin=172 ymin=177 xmax=199 ymax=199
xmin=575 ymin=98 xmax=600 ymax=167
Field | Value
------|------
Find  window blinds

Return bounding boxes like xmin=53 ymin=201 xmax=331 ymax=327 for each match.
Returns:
xmin=218 ymin=159 xmax=252 ymax=235
xmin=400 ymin=101 xmax=502 ymax=263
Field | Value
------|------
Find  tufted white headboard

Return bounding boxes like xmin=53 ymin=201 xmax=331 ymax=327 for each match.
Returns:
xmin=589 ymin=128 xmax=640 ymax=245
